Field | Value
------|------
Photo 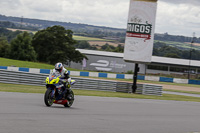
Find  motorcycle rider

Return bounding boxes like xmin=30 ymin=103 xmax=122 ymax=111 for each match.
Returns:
xmin=53 ymin=62 xmax=73 ymax=100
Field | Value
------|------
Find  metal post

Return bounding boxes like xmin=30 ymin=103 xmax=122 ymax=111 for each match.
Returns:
xmin=188 ymin=43 xmax=192 ymax=79
xmin=144 ymin=64 xmax=147 ymax=75
xmin=168 ymin=65 xmax=170 ymax=75
xmin=132 ymin=63 xmax=139 ymax=93
xmin=188 ymin=32 xmax=195 ymax=79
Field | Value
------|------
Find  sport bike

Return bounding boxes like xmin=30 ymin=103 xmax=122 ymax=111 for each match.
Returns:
xmin=44 ymin=72 xmax=75 ymax=107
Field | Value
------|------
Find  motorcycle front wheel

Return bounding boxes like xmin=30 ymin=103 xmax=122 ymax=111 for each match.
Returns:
xmin=44 ymin=89 xmax=54 ymax=107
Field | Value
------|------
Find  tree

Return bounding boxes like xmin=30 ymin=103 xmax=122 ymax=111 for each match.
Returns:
xmin=32 ymin=25 xmax=86 ymax=64
xmin=10 ymin=32 xmax=37 ymax=61
xmin=113 ymin=44 xmax=124 ymax=53
xmin=75 ymin=41 xmax=91 ymax=49
xmin=75 ymin=40 xmax=97 ymax=50
xmin=0 ymin=37 xmax=10 ymax=58
xmin=101 ymin=43 xmax=115 ymax=51
xmin=164 ymin=53 xmax=180 ymax=58
xmin=0 ymin=27 xmax=22 ymax=42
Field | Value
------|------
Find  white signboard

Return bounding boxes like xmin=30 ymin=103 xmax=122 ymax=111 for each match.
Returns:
xmin=90 ymin=60 xmax=126 ymax=71
xmin=123 ymin=0 xmax=158 ymax=63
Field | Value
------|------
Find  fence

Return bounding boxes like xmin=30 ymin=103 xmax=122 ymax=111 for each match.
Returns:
xmin=2 ymin=66 xmax=200 ymax=85
xmin=0 ymin=69 xmax=162 ymax=96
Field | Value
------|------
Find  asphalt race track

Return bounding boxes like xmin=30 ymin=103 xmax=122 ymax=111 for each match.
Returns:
xmin=1 ymin=92 xmax=200 ymax=133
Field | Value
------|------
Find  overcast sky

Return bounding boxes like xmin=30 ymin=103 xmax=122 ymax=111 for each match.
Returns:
xmin=0 ymin=0 xmax=200 ymax=37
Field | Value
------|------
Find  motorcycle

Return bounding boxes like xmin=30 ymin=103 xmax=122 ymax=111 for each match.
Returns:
xmin=44 ymin=72 xmax=75 ymax=107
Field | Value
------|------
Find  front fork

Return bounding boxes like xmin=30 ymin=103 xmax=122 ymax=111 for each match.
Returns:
xmin=49 ymin=88 xmax=56 ymax=98
xmin=49 ymin=85 xmax=70 ymax=100
xmin=62 ymin=83 xmax=71 ymax=99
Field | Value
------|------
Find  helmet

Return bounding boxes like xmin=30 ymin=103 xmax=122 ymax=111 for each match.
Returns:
xmin=55 ymin=62 xmax=63 ymax=72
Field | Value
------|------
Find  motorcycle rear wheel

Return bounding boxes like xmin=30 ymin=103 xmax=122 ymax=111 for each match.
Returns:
xmin=64 ymin=90 xmax=74 ymax=107
xmin=44 ymin=89 xmax=54 ymax=107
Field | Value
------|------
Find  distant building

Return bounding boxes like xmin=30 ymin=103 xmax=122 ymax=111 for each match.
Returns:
xmin=70 ymin=49 xmax=200 ymax=77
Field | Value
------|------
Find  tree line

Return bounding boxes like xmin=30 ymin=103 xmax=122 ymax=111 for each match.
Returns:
xmin=0 ymin=15 xmax=126 ymax=39
xmin=2 ymin=19 xmax=200 ymax=45
xmin=0 ymin=27 xmax=23 ymax=42
xmin=154 ymin=32 xmax=200 ymax=43
xmin=153 ymin=41 xmax=200 ymax=60
xmin=0 ymin=25 xmax=86 ymax=65
xmin=1 ymin=15 xmax=200 ymax=44
xmin=1 ymin=24 xmax=200 ymax=64
xmin=75 ymin=40 xmax=200 ymax=61
xmin=75 ymin=41 xmax=124 ymax=53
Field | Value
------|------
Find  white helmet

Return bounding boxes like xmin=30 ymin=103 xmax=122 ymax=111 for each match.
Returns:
xmin=55 ymin=62 xmax=63 ymax=72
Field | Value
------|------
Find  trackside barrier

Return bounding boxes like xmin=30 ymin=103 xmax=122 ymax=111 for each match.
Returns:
xmin=2 ymin=66 xmax=200 ymax=85
xmin=136 ymin=84 xmax=162 ymax=96
xmin=0 ymin=69 xmax=162 ymax=96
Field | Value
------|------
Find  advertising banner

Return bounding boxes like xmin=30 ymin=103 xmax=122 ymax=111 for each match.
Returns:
xmin=123 ymin=0 xmax=158 ymax=63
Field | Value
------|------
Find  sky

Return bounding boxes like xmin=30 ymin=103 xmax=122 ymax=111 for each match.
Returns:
xmin=0 ymin=0 xmax=200 ymax=37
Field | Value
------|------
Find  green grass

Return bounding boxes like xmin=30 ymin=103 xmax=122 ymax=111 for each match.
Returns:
xmin=73 ymin=35 xmax=110 ymax=41
xmin=163 ymin=89 xmax=200 ymax=95
xmin=0 ymin=57 xmax=81 ymax=71
xmin=154 ymin=40 xmax=187 ymax=46
xmin=0 ymin=83 xmax=46 ymax=93
xmin=0 ymin=83 xmax=200 ymax=102
xmin=0 ymin=57 xmax=54 ymax=69
xmin=75 ymin=89 xmax=200 ymax=102
xmin=1 ymin=57 xmax=200 ymax=101
xmin=137 ymin=79 xmax=200 ymax=88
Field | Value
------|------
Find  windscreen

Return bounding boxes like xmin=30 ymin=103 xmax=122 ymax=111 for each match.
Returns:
xmin=49 ymin=71 xmax=61 ymax=79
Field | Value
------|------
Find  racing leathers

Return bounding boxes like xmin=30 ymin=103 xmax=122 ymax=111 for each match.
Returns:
xmin=52 ymin=67 xmax=72 ymax=100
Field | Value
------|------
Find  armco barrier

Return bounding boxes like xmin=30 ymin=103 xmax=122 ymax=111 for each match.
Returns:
xmin=188 ymin=80 xmax=200 ymax=85
xmin=2 ymin=65 xmax=200 ymax=85
xmin=0 ymin=69 xmax=162 ymax=96
xmin=159 ymin=77 xmax=173 ymax=83
xmin=173 ymin=78 xmax=188 ymax=84
xmin=0 ymin=69 xmax=47 ymax=86
xmin=136 ymin=84 xmax=162 ymax=96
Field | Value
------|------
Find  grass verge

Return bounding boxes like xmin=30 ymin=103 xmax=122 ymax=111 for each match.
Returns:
xmin=138 ymin=79 xmax=200 ymax=88
xmin=163 ymin=89 xmax=200 ymax=95
xmin=0 ymin=57 xmax=80 ymax=71
xmin=0 ymin=83 xmax=200 ymax=102
xmin=0 ymin=57 xmax=54 ymax=69
xmin=1 ymin=57 xmax=200 ymax=97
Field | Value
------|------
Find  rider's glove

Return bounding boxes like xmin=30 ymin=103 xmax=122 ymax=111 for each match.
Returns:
xmin=67 ymin=78 xmax=71 ymax=83
xmin=62 ymin=79 xmax=67 ymax=84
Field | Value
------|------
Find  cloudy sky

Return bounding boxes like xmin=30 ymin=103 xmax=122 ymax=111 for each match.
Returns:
xmin=0 ymin=0 xmax=200 ymax=37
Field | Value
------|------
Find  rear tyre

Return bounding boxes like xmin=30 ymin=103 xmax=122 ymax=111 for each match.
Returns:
xmin=64 ymin=90 xmax=74 ymax=107
xmin=44 ymin=89 xmax=54 ymax=107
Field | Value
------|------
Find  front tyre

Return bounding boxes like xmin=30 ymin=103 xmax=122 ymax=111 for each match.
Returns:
xmin=44 ymin=89 xmax=54 ymax=107
xmin=64 ymin=90 xmax=74 ymax=107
